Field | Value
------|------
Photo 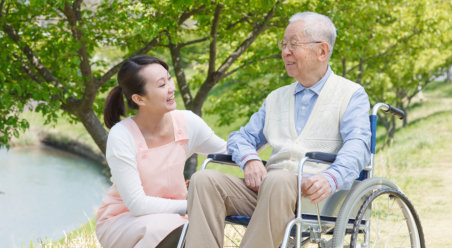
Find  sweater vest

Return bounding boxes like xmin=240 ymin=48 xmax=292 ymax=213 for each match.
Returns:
xmin=263 ymin=73 xmax=361 ymax=174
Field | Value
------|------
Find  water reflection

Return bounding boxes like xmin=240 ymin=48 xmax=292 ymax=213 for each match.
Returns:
xmin=0 ymin=146 xmax=111 ymax=247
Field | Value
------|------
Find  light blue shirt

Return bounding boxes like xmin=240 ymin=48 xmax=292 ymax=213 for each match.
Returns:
xmin=227 ymin=67 xmax=371 ymax=192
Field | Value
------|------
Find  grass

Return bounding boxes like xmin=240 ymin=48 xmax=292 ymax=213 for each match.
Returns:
xmin=371 ymin=82 xmax=452 ymax=247
xmin=29 ymin=218 xmax=101 ymax=248
xmin=15 ymin=81 xmax=452 ymax=247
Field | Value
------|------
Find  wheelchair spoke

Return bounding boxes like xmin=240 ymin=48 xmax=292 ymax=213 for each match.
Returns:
xmin=351 ymin=188 xmax=424 ymax=248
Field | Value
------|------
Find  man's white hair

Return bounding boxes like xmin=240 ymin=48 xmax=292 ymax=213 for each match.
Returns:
xmin=289 ymin=12 xmax=337 ymax=59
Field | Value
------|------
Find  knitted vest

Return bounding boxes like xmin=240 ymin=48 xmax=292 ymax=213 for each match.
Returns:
xmin=263 ymin=73 xmax=361 ymax=174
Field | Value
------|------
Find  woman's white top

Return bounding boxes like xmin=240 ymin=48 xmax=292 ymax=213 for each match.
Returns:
xmin=105 ymin=110 xmax=226 ymax=216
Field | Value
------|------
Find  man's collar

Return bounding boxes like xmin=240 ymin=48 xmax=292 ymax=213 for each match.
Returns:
xmin=294 ymin=65 xmax=332 ymax=95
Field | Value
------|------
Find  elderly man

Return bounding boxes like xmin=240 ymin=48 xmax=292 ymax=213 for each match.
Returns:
xmin=185 ymin=11 xmax=371 ymax=248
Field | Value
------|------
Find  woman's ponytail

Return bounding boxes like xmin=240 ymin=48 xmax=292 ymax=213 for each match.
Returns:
xmin=103 ymin=86 xmax=125 ymax=129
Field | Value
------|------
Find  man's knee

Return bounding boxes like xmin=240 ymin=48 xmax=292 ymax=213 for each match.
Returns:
xmin=261 ymin=170 xmax=297 ymax=193
xmin=189 ymin=169 xmax=222 ymax=189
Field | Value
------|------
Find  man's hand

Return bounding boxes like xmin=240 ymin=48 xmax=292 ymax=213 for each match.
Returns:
xmin=243 ymin=160 xmax=267 ymax=192
xmin=302 ymin=174 xmax=332 ymax=204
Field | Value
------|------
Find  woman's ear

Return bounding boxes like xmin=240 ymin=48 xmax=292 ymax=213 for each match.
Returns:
xmin=317 ymin=42 xmax=330 ymax=62
xmin=131 ymin=94 xmax=145 ymax=107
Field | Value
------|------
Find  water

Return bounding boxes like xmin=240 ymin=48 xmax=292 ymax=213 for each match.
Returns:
xmin=0 ymin=146 xmax=111 ymax=247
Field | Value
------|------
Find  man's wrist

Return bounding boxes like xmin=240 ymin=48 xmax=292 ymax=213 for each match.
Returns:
xmin=322 ymin=171 xmax=337 ymax=193
xmin=239 ymin=154 xmax=261 ymax=170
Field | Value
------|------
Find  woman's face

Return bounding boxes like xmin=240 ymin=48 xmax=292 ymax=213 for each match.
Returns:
xmin=135 ymin=63 xmax=176 ymax=114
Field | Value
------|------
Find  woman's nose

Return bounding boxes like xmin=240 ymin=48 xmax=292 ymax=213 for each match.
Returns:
xmin=169 ymin=81 xmax=176 ymax=92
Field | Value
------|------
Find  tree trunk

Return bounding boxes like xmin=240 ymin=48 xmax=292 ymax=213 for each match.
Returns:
xmin=77 ymin=109 xmax=108 ymax=156
xmin=172 ymin=2 xmax=278 ymax=179
xmin=402 ymin=109 xmax=408 ymax=127
xmin=447 ymin=66 xmax=451 ymax=83
xmin=386 ymin=116 xmax=396 ymax=145
xmin=399 ymin=102 xmax=408 ymax=127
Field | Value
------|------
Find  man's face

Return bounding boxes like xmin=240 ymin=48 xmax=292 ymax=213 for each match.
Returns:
xmin=281 ymin=21 xmax=319 ymax=83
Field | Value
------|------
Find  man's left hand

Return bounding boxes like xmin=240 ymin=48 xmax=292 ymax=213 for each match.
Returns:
xmin=302 ymin=174 xmax=332 ymax=204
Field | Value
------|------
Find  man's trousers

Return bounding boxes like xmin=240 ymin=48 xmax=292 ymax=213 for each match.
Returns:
xmin=185 ymin=169 xmax=298 ymax=248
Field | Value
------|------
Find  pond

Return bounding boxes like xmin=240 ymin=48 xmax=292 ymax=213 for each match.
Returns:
xmin=0 ymin=146 xmax=111 ymax=247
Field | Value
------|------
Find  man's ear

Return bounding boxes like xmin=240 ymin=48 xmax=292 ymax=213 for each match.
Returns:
xmin=317 ymin=42 xmax=330 ymax=62
xmin=131 ymin=94 xmax=145 ymax=107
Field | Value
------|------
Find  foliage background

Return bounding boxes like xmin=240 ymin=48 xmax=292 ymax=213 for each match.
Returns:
xmin=1 ymin=0 xmax=450 ymax=175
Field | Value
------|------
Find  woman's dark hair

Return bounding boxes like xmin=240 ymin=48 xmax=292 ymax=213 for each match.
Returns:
xmin=103 ymin=55 xmax=169 ymax=129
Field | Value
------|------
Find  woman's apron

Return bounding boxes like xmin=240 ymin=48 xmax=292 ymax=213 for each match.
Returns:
xmin=96 ymin=111 xmax=188 ymax=247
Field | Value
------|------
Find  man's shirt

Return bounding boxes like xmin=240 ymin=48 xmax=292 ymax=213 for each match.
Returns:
xmin=227 ymin=67 xmax=371 ymax=192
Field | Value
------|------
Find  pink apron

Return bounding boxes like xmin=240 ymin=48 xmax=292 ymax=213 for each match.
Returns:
xmin=96 ymin=111 xmax=188 ymax=248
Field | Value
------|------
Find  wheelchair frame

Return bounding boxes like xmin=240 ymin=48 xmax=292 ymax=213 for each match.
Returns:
xmin=177 ymin=103 xmax=425 ymax=248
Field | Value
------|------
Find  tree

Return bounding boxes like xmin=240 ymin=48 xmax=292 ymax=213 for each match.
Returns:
xmin=0 ymin=0 xmax=288 ymax=178
xmin=2 ymin=0 xmax=449 ymax=177
xmin=328 ymin=0 xmax=452 ymax=139
xmin=210 ymin=0 xmax=452 ymax=143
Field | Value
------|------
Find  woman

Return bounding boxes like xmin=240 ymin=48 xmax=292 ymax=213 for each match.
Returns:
xmin=96 ymin=55 xmax=226 ymax=248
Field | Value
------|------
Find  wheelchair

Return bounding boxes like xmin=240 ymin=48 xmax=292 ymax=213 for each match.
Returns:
xmin=177 ymin=103 xmax=425 ymax=248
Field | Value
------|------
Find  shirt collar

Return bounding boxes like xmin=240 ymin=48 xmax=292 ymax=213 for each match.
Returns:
xmin=294 ymin=65 xmax=332 ymax=95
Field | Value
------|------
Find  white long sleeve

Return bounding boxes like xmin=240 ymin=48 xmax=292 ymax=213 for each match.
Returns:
xmin=105 ymin=111 xmax=226 ymax=217
xmin=184 ymin=110 xmax=227 ymax=156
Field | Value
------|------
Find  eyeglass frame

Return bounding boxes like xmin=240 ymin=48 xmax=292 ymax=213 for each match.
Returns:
xmin=278 ymin=40 xmax=323 ymax=51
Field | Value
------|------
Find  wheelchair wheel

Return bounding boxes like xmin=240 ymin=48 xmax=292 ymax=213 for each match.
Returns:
xmin=350 ymin=188 xmax=424 ymax=248
xmin=331 ymin=177 xmax=415 ymax=247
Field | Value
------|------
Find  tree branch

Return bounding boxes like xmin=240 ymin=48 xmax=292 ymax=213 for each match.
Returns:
xmin=178 ymin=5 xmax=205 ymax=25
xmin=215 ymin=1 xmax=279 ymax=78
xmin=168 ymin=32 xmax=193 ymax=109
xmin=207 ymin=3 xmax=223 ymax=76
xmin=12 ymin=54 xmax=78 ymax=106
xmin=345 ymin=31 xmax=418 ymax=75
xmin=226 ymin=15 xmax=249 ymax=30
xmin=60 ymin=0 xmax=102 ymax=114
xmin=179 ymin=37 xmax=209 ymax=48
xmin=192 ymin=1 xmax=281 ymax=112
xmin=62 ymin=1 xmax=94 ymax=86
xmin=341 ymin=58 xmax=346 ymax=77
xmin=98 ymin=35 xmax=162 ymax=86
xmin=223 ymin=54 xmax=281 ymax=78
xmin=0 ymin=0 xmax=5 ymax=17
xmin=10 ymin=50 xmax=81 ymax=114
xmin=73 ymin=0 xmax=83 ymax=14
xmin=12 ymin=53 xmax=44 ymax=84
xmin=2 ymin=22 xmax=67 ymax=93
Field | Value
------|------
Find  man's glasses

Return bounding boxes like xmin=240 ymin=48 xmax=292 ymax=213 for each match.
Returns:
xmin=278 ymin=40 xmax=323 ymax=51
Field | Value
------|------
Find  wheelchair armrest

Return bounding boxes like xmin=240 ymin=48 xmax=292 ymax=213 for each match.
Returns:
xmin=202 ymin=154 xmax=237 ymax=169
xmin=305 ymin=152 xmax=337 ymax=163
xmin=205 ymin=154 xmax=267 ymax=166
xmin=207 ymin=154 xmax=234 ymax=163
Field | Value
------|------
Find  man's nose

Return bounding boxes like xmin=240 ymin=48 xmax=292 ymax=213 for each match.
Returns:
xmin=281 ymin=46 xmax=291 ymax=57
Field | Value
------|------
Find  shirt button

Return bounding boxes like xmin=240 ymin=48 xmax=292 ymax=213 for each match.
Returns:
xmin=178 ymin=130 xmax=182 ymax=134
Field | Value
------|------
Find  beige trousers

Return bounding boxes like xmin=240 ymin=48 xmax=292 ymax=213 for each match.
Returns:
xmin=185 ymin=169 xmax=298 ymax=248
